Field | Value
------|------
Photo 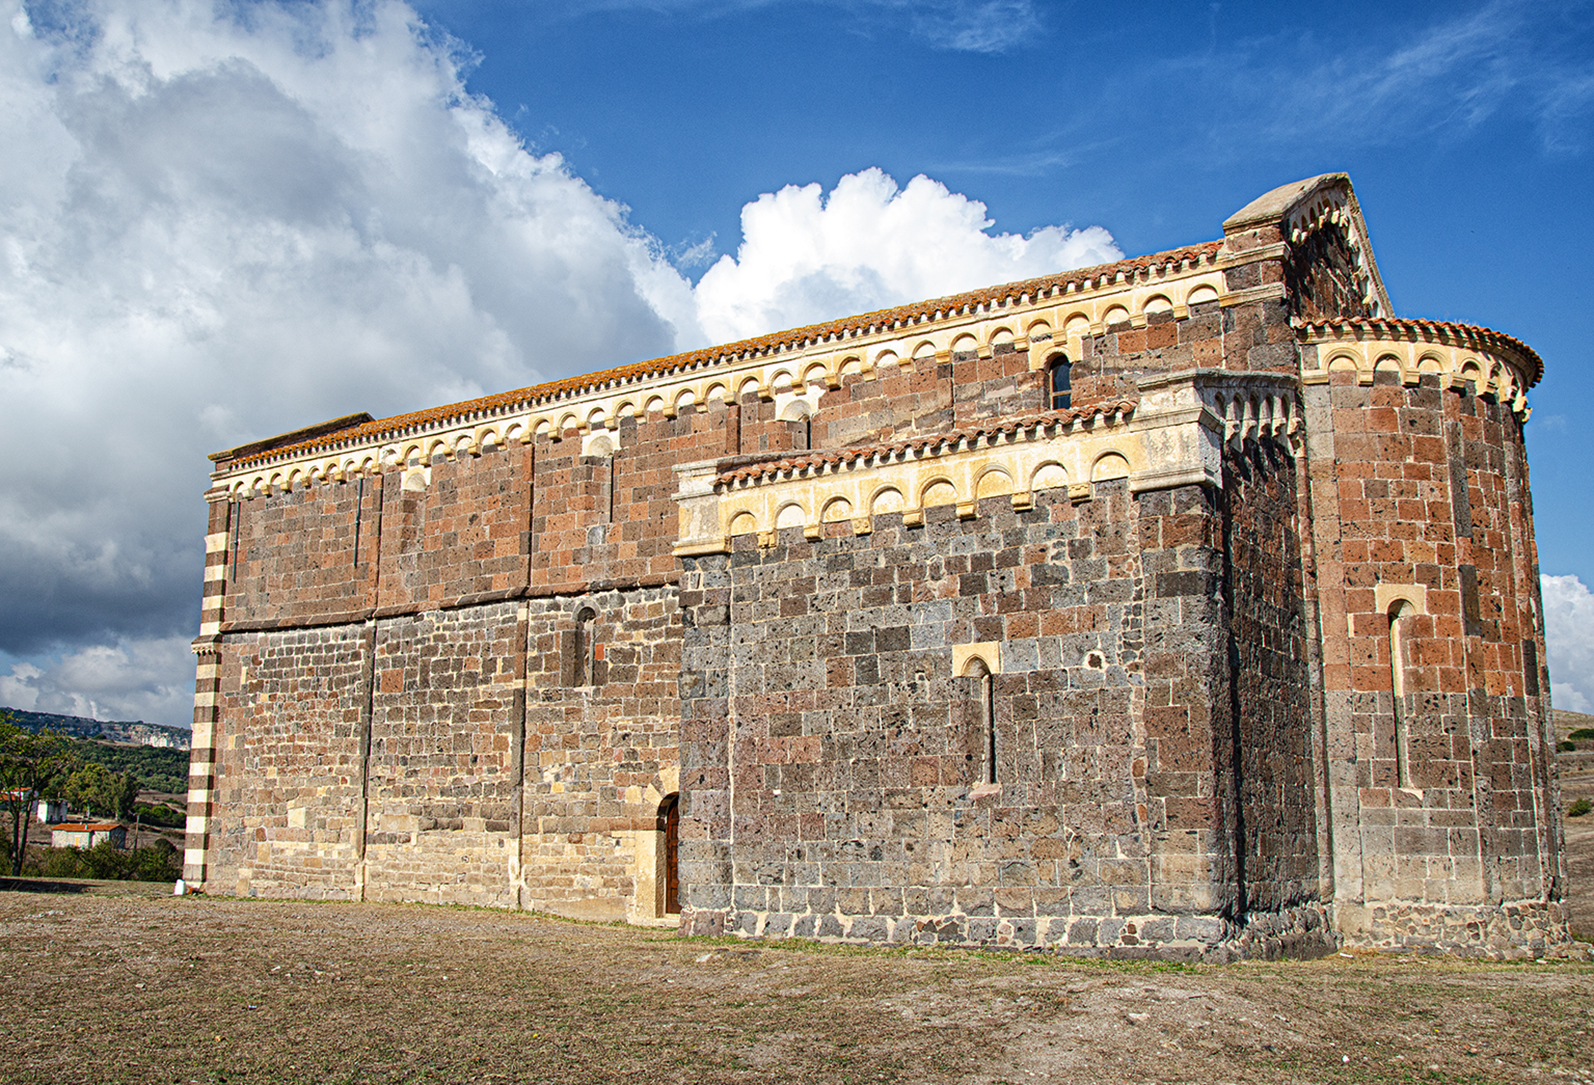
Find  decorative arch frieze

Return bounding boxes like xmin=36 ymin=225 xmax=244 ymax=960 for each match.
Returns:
xmin=673 ymin=369 xmax=1289 ymax=554
xmin=1298 ymin=318 xmax=1540 ymax=420
xmin=206 ymin=244 xmax=1258 ymax=500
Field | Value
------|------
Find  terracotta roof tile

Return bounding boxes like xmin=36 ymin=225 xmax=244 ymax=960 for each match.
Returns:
xmin=221 ymin=242 xmax=1223 ymax=470
xmin=1299 ymin=317 xmax=1543 ymax=387
xmin=717 ymin=400 xmax=1139 ymax=486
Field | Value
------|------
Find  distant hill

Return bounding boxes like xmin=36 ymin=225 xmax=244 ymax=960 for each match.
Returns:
xmin=1555 ymin=708 xmax=1594 ymax=735
xmin=2 ymin=707 xmax=190 ymax=750
xmin=2 ymin=707 xmax=190 ymax=796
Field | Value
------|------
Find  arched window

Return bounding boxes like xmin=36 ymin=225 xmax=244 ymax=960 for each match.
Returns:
xmin=1048 ymin=355 xmax=1072 ymax=411
xmin=964 ymin=657 xmax=996 ymax=785
xmin=572 ymin=607 xmax=597 ymax=687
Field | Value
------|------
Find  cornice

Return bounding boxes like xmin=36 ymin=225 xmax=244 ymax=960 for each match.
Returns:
xmin=673 ymin=371 xmax=1303 ymax=555
xmin=212 ymin=241 xmax=1227 ymax=480
xmin=713 ymin=401 xmax=1138 ymax=488
xmin=1297 ymin=317 xmax=1543 ymax=388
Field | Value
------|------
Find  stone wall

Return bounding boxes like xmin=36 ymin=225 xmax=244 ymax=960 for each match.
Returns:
xmin=1222 ymin=436 xmax=1321 ymax=914
xmin=1302 ymin=365 xmax=1566 ymax=950
xmin=676 ymin=479 xmax=1322 ymax=955
xmin=784 ymin=341 xmax=1046 ymax=453
xmin=521 ymin=585 xmax=681 ymax=921
xmin=224 ymin=474 xmax=379 ymax=627
xmin=1072 ymin=301 xmax=1227 ymax=404
xmin=189 ymin=173 xmax=1563 ymax=957
xmin=200 ymin=586 xmax=683 ymax=915
xmin=1451 ymin=385 xmax=1562 ymax=907
xmin=197 ymin=394 xmax=716 ymax=914
xmin=204 ymin=622 xmax=370 ymax=899
xmin=362 ymin=603 xmax=523 ymax=906
xmin=373 ymin=452 xmax=532 ymax=612
xmin=1359 ymin=900 xmax=1567 ymax=958
xmin=1285 ymin=219 xmax=1376 ymax=322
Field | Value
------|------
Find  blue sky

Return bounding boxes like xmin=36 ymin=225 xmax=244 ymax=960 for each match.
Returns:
xmin=1 ymin=0 xmax=1591 ymax=724
xmin=417 ymin=0 xmax=1594 ymax=575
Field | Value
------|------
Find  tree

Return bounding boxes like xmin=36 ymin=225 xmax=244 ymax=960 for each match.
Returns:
xmin=62 ymin=762 xmax=138 ymax=821
xmin=115 ymin=769 xmax=140 ymax=819
xmin=0 ymin=714 xmax=80 ymax=876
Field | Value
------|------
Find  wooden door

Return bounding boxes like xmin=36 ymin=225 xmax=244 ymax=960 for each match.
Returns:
xmin=662 ymin=794 xmax=680 ymax=914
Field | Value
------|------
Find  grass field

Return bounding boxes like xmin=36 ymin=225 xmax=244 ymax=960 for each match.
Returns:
xmin=2 ymin=724 xmax=1588 ymax=1084
xmin=1 ymin=883 xmax=1591 ymax=1085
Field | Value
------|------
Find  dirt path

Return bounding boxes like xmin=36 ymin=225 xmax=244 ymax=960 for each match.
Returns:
xmin=1564 ymin=768 xmax=1593 ymax=939
xmin=1 ymin=885 xmax=1590 ymax=1085
xmin=1557 ymin=711 xmax=1594 ymax=939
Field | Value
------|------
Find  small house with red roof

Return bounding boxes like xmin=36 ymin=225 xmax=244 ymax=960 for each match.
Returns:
xmin=50 ymin=822 xmax=127 ymax=849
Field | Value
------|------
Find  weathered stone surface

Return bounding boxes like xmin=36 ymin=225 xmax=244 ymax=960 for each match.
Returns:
xmin=189 ymin=174 xmax=1566 ymax=958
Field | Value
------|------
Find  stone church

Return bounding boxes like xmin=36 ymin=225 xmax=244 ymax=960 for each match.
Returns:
xmin=186 ymin=174 xmax=1568 ymax=958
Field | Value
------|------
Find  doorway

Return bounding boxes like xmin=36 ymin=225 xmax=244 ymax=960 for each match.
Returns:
xmin=658 ymin=793 xmax=680 ymax=915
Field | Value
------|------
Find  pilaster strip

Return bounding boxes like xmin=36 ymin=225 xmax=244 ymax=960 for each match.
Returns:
xmin=184 ymin=502 xmax=230 ymax=888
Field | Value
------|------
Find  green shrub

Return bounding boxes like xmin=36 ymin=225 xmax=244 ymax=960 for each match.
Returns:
xmin=1569 ymin=727 xmax=1594 ymax=741
xmin=131 ymin=802 xmax=185 ymax=828
xmin=1569 ymin=798 xmax=1593 ymax=818
xmin=1558 ymin=740 xmax=1577 ymax=752
xmin=24 ymin=839 xmax=180 ymax=882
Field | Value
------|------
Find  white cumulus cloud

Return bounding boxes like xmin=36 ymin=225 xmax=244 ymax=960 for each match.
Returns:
xmin=0 ymin=0 xmax=698 ymax=661
xmin=0 ymin=0 xmax=1116 ymax=728
xmin=0 ymin=634 xmax=195 ymax=725
xmin=694 ymin=168 xmax=1120 ymax=343
xmin=1543 ymin=573 xmax=1594 ymax=715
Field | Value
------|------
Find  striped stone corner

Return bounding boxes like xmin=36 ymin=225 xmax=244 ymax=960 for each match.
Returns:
xmin=184 ymin=646 xmax=221 ymax=885
xmin=186 ymin=497 xmax=230 ymax=886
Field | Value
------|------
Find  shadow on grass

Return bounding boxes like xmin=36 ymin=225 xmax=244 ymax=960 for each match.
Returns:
xmin=0 ymin=875 xmax=95 ymax=894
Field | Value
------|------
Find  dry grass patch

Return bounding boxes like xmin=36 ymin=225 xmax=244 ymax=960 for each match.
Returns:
xmin=1 ymin=884 xmax=1591 ymax=1085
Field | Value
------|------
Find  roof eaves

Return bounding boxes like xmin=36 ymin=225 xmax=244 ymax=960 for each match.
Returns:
xmin=717 ymin=400 xmax=1139 ymax=486
xmin=1299 ymin=316 xmax=1544 ymax=387
xmin=222 ymin=241 xmax=1223 ymax=470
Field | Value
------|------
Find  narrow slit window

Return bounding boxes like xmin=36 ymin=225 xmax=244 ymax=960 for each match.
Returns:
xmin=573 ymin=607 xmax=597 ymax=687
xmin=1049 ymin=356 xmax=1072 ymax=411
xmin=352 ymin=476 xmax=364 ymax=568
xmin=983 ymin=671 xmax=996 ymax=785
xmin=965 ymin=657 xmax=995 ymax=785
xmin=1389 ymin=600 xmax=1411 ymax=788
